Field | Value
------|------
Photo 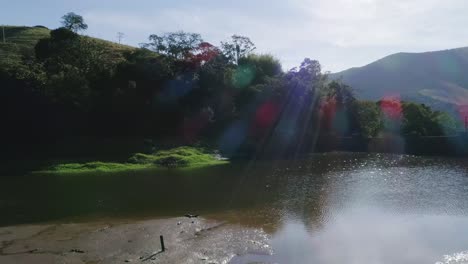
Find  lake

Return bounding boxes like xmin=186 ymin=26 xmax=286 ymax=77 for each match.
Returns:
xmin=2 ymin=152 xmax=468 ymax=263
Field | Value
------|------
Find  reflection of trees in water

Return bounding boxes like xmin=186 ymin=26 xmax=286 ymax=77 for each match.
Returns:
xmin=213 ymin=158 xmax=335 ymax=234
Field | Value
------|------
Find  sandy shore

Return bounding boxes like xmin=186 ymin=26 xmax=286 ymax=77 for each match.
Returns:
xmin=0 ymin=217 xmax=272 ymax=264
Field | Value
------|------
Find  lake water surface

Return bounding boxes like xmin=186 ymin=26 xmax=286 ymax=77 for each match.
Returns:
xmin=2 ymin=152 xmax=468 ymax=263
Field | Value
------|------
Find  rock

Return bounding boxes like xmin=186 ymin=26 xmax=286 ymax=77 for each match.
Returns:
xmin=184 ymin=214 xmax=199 ymax=218
xmin=70 ymin=249 xmax=85 ymax=253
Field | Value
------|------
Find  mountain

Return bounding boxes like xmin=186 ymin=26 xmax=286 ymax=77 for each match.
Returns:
xmin=0 ymin=25 xmax=134 ymax=67
xmin=331 ymin=47 xmax=468 ymax=110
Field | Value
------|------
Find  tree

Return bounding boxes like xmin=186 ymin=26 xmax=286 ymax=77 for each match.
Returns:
xmin=46 ymin=65 xmax=91 ymax=108
xmin=269 ymin=59 xmax=324 ymax=150
xmin=35 ymin=28 xmax=79 ymax=61
xmin=354 ymin=101 xmax=383 ymax=137
xmin=61 ymin=12 xmax=88 ymax=33
xmin=323 ymin=81 xmax=355 ymax=107
xmin=286 ymin=58 xmax=323 ymax=93
xmin=192 ymin=42 xmax=220 ymax=65
xmin=221 ymin=35 xmax=256 ymax=64
xmin=320 ymin=81 xmax=357 ymax=136
xmin=378 ymin=97 xmax=403 ymax=133
xmin=433 ymin=111 xmax=459 ymax=136
xmin=142 ymin=31 xmax=203 ymax=60
xmin=402 ymin=102 xmax=434 ymax=136
xmin=237 ymin=54 xmax=282 ymax=85
xmin=402 ymin=102 xmax=459 ymax=136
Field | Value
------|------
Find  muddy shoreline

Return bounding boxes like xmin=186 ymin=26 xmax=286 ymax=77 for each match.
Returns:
xmin=0 ymin=217 xmax=271 ymax=264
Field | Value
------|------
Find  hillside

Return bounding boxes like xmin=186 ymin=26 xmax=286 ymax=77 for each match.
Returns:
xmin=331 ymin=47 xmax=468 ymax=109
xmin=0 ymin=26 xmax=50 ymax=65
xmin=0 ymin=25 xmax=135 ymax=67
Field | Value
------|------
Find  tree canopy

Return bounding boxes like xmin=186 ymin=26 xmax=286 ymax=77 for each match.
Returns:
xmin=142 ymin=31 xmax=203 ymax=60
xmin=61 ymin=12 xmax=88 ymax=33
xmin=221 ymin=35 xmax=256 ymax=64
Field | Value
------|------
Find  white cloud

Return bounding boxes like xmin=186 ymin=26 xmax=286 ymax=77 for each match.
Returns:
xmin=82 ymin=0 xmax=468 ymax=72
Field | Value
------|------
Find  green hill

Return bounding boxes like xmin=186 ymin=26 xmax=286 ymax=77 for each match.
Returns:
xmin=331 ymin=47 xmax=468 ymax=109
xmin=0 ymin=26 xmax=50 ymax=65
xmin=0 ymin=25 xmax=135 ymax=67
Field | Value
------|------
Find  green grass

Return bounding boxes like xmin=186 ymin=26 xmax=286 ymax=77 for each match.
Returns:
xmin=38 ymin=147 xmax=228 ymax=174
xmin=47 ymin=162 xmax=148 ymax=173
xmin=0 ymin=26 xmax=50 ymax=65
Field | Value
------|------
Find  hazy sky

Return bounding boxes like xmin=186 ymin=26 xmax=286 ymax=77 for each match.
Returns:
xmin=3 ymin=0 xmax=468 ymax=72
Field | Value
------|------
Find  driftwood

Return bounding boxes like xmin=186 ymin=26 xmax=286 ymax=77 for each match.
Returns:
xmin=140 ymin=235 xmax=165 ymax=262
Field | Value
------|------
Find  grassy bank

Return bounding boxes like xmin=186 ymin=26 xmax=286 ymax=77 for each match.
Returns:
xmin=38 ymin=147 xmax=228 ymax=174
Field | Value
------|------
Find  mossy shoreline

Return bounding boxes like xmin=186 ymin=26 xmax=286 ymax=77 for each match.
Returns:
xmin=36 ymin=147 xmax=229 ymax=174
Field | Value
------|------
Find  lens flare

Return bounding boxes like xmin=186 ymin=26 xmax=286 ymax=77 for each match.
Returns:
xmin=251 ymin=101 xmax=280 ymax=138
xmin=219 ymin=120 xmax=249 ymax=157
xmin=232 ymin=65 xmax=255 ymax=89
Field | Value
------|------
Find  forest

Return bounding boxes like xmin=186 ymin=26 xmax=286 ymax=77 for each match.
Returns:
xmin=0 ymin=13 xmax=461 ymax=162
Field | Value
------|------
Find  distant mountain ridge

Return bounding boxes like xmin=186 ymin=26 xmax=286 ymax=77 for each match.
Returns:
xmin=331 ymin=46 xmax=468 ymax=109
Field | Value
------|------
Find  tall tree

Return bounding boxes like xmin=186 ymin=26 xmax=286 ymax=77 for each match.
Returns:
xmin=323 ymin=81 xmax=355 ymax=108
xmin=221 ymin=35 xmax=256 ymax=64
xmin=61 ymin=12 xmax=88 ymax=33
xmin=320 ymin=81 xmax=357 ymax=135
xmin=354 ymin=101 xmax=383 ymax=137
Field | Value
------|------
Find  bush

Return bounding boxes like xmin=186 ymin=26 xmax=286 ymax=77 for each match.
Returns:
xmin=129 ymin=146 xmax=227 ymax=168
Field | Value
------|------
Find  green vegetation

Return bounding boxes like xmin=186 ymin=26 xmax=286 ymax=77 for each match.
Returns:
xmin=129 ymin=147 xmax=222 ymax=165
xmin=401 ymin=102 xmax=459 ymax=136
xmin=40 ymin=147 xmax=227 ymax=174
xmin=0 ymin=26 xmax=50 ymax=67
xmin=0 ymin=25 xmax=133 ymax=69
xmin=354 ymin=101 xmax=384 ymax=138
xmin=45 ymin=162 xmax=148 ymax=173
xmin=2 ymin=13 xmax=464 ymax=163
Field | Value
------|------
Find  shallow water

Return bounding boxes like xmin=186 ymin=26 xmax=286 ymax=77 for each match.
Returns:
xmin=2 ymin=152 xmax=468 ymax=263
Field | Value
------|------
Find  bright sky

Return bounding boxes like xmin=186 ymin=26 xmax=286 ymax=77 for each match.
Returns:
xmin=3 ymin=0 xmax=468 ymax=72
